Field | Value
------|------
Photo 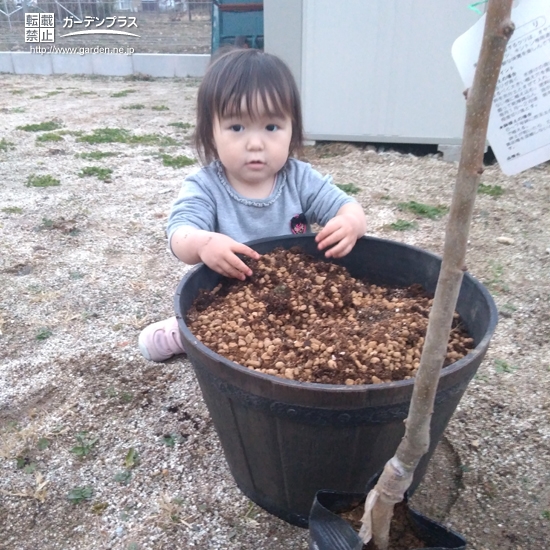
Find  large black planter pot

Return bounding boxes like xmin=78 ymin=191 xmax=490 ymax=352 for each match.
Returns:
xmin=174 ymin=235 xmax=498 ymax=528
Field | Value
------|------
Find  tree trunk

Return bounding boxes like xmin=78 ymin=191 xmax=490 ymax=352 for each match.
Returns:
xmin=359 ymin=2 xmax=515 ymax=548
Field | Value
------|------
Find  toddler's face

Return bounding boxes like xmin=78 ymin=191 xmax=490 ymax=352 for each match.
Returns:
xmin=213 ymin=95 xmax=292 ymax=194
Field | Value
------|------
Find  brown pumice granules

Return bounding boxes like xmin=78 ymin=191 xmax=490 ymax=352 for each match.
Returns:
xmin=186 ymin=247 xmax=474 ymax=385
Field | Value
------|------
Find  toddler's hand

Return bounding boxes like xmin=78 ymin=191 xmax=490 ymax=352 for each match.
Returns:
xmin=198 ymin=233 xmax=261 ymax=280
xmin=315 ymin=214 xmax=358 ymax=258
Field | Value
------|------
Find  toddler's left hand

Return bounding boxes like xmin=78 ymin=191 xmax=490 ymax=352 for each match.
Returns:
xmin=315 ymin=214 xmax=358 ymax=258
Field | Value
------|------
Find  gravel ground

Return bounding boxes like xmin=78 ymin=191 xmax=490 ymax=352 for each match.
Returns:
xmin=0 ymin=74 xmax=549 ymax=550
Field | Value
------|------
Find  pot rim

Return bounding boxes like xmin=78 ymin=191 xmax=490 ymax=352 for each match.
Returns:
xmin=174 ymin=235 xmax=498 ymax=393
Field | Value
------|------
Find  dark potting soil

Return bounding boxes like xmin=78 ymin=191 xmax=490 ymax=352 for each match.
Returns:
xmin=186 ymin=247 xmax=474 ymax=385
xmin=339 ymin=501 xmax=427 ymax=549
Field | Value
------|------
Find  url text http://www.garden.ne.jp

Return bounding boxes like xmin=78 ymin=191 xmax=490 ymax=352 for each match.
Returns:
xmin=29 ymin=45 xmax=135 ymax=56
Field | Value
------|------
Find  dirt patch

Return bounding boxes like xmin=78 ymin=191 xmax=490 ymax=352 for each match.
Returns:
xmin=0 ymin=74 xmax=549 ymax=550
xmin=187 ymin=246 xmax=473 ymax=385
xmin=343 ymin=502 xmax=429 ymax=550
xmin=0 ymin=384 xmax=63 ymax=425
xmin=410 ymin=437 xmax=463 ymax=524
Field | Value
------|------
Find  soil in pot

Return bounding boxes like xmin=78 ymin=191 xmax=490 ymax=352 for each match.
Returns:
xmin=339 ymin=501 xmax=427 ymax=550
xmin=186 ymin=247 xmax=474 ymax=385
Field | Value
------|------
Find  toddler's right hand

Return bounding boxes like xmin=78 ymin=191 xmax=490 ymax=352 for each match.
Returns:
xmin=198 ymin=234 xmax=261 ymax=280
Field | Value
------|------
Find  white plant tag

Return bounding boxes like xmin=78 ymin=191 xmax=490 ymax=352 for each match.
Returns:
xmin=452 ymin=0 xmax=550 ymax=175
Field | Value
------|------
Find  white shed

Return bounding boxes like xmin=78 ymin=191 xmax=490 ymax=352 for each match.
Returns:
xmin=264 ymin=0 xmax=482 ymax=148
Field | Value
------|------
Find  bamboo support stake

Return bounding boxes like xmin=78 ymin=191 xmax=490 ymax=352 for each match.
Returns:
xmin=359 ymin=2 xmax=515 ymax=548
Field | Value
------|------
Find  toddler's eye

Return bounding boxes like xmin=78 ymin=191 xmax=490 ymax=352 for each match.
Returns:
xmin=266 ymin=124 xmax=279 ymax=132
xmin=230 ymin=124 xmax=244 ymax=132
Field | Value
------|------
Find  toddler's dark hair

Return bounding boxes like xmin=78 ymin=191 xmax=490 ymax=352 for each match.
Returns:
xmin=193 ymin=49 xmax=304 ymax=164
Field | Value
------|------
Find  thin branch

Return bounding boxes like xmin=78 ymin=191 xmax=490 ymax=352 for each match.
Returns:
xmin=360 ymin=2 xmax=514 ymax=548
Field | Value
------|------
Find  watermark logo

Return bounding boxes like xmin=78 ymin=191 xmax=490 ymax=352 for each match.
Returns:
xmin=25 ymin=13 xmax=55 ymax=43
xmin=61 ymin=16 xmax=140 ymax=38
xmin=24 ymin=14 xmax=141 ymax=44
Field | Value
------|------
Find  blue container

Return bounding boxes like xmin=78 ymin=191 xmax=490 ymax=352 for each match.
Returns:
xmin=211 ymin=0 xmax=264 ymax=52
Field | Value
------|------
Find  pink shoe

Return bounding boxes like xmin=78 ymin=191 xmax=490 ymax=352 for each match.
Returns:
xmin=138 ymin=316 xmax=186 ymax=362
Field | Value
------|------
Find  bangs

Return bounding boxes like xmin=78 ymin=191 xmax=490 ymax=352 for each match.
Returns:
xmin=218 ymin=84 xmax=290 ymax=121
xmin=213 ymin=55 xmax=293 ymax=121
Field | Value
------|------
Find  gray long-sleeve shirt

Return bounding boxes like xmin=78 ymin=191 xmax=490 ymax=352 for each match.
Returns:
xmin=166 ymin=158 xmax=356 ymax=245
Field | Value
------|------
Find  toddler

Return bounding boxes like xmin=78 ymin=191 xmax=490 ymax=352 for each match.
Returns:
xmin=139 ymin=48 xmax=367 ymax=361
